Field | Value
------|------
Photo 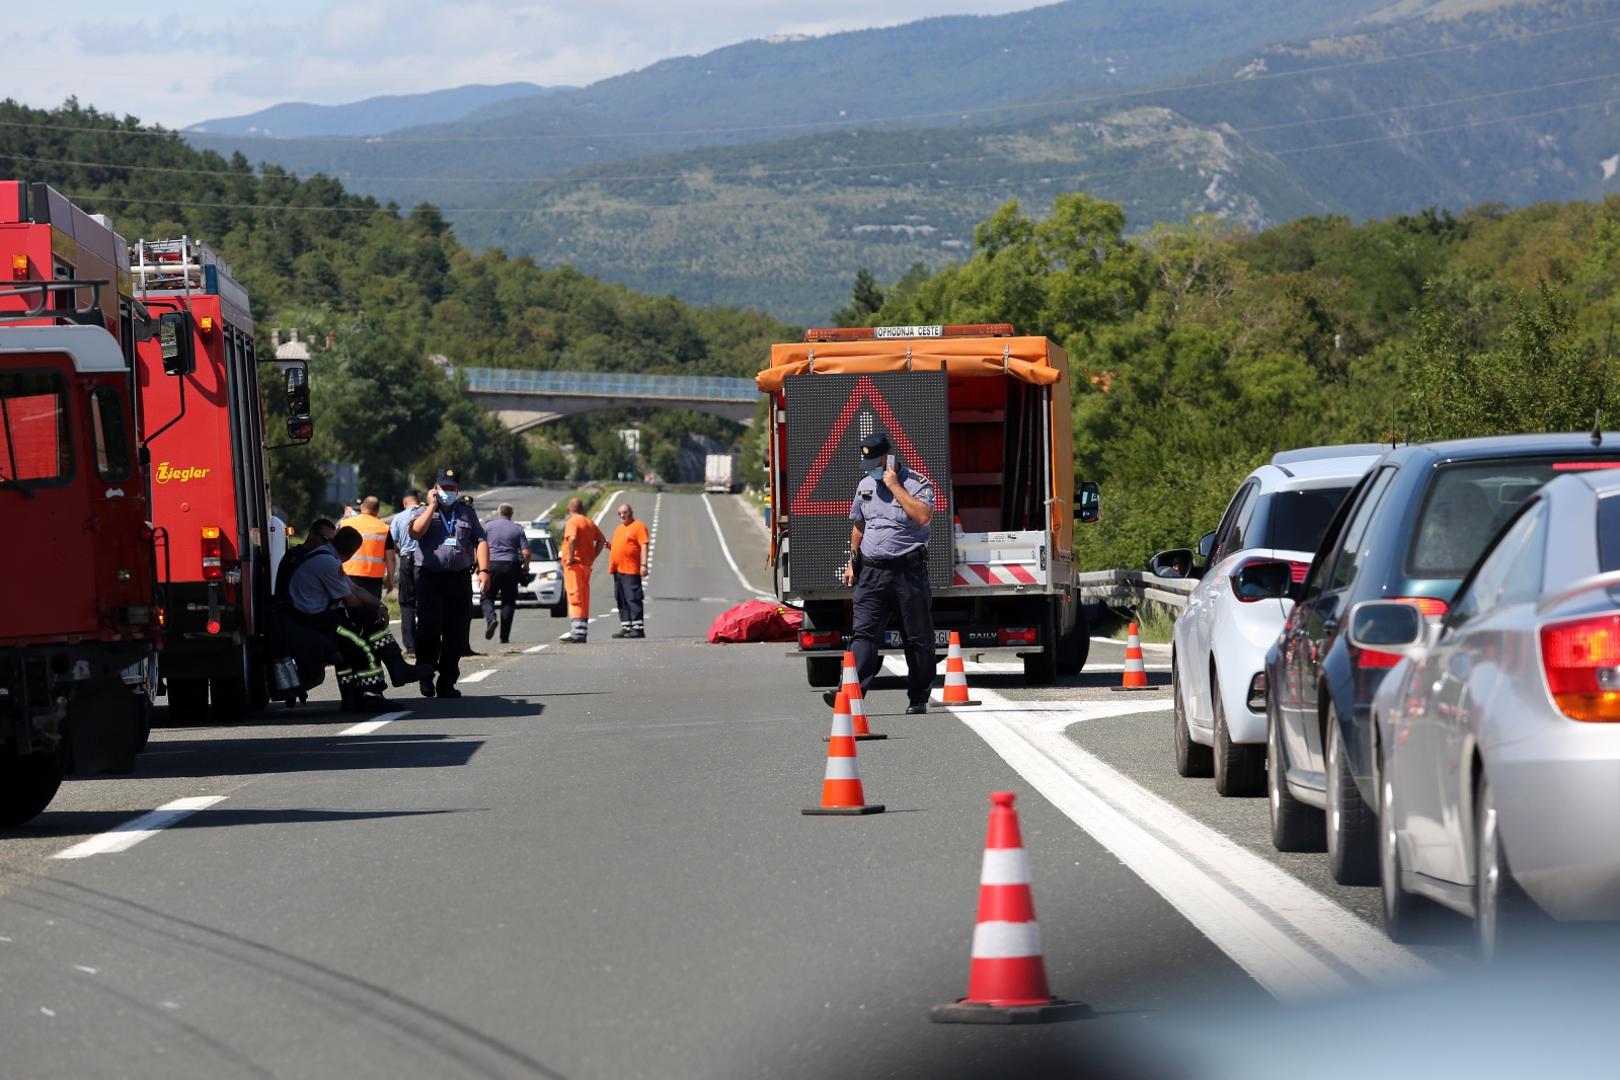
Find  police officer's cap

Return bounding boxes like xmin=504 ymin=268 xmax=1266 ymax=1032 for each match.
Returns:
xmin=859 ymin=433 xmax=891 ymax=461
xmin=435 ymin=466 xmax=462 ymax=488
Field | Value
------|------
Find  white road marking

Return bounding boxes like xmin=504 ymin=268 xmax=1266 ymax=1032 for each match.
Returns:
xmin=460 ymin=669 xmax=497 ymax=684
xmin=593 ymin=490 xmax=626 ymax=526
xmin=890 ymin=658 xmax=1434 ymax=999
xmin=524 ymin=643 xmax=550 ymax=654
xmin=963 ymin=660 xmax=1169 ymax=674
xmin=700 ymin=494 xmax=773 ymax=599
xmin=1092 ymin=635 xmax=1171 ymax=652
xmin=54 ymin=796 xmax=227 ymax=859
xmin=338 ymin=709 xmax=411 ymax=736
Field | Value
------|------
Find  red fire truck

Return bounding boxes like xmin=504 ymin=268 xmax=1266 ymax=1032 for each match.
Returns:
xmin=130 ymin=237 xmax=312 ymax=720
xmin=0 ymin=181 xmax=161 ymax=823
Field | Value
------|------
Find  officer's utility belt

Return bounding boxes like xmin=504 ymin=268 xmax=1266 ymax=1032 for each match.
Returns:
xmin=861 ymin=548 xmax=927 ymax=571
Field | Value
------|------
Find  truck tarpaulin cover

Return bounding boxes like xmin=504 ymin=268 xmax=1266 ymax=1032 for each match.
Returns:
xmin=755 ymin=336 xmax=1064 ymax=394
xmin=707 ymin=600 xmax=803 ymax=644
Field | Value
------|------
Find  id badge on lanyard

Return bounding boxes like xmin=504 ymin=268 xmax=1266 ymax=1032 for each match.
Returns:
xmin=438 ymin=510 xmax=460 ymax=552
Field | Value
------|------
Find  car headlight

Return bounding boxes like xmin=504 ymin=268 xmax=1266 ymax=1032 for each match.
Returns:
xmin=539 ymin=570 xmax=558 ymax=582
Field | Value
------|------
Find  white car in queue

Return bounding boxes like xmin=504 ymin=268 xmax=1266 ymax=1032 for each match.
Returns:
xmin=470 ymin=519 xmax=566 ymax=617
xmin=1162 ymin=446 xmax=1383 ymax=795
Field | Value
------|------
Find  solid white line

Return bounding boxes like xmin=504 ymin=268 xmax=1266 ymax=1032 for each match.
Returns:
xmin=459 ymin=669 xmax=497 ymax=684
xmin=338 ymin=709 xmax=410 ymax=736
xmin=700 ymin=493 xmax=773 ymax=599
xmin=895 ymin=658 xmax=1433 ymax=998
xmin=593 ymin=490 xmax=626 ymax=526
xmin=54 ymin=796 xmax=227 ymax=859
xmin=524 ymin=643 xmax=550 ymax=654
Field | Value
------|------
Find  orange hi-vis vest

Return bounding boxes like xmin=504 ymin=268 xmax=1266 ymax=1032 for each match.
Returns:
xmin=341 ymin=513 xmax=389 ymax=578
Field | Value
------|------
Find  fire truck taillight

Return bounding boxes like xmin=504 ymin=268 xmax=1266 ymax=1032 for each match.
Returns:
xmin=205 ymin=619 xmax=222 ymax=636
xmin=198 ymin=315 xmax=215 ymax=333
xmin=201 ymin=526 xmax=223 ymax=581
xmin=10 ymin=254 xmax=27 ymax=277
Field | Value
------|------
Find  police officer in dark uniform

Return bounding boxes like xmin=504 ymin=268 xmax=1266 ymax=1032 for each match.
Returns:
xmin=837 ymin=433 xmax=937 ymax=714
xmin=406 ymin=467 xmax=489 ymax=698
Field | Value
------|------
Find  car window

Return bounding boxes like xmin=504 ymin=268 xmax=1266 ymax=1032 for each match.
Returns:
xmin=1218 ymin=484 xmax=1262 ymax=560
xmin=0 ymin=371 xmax=71 ymax=484
xmin=1597 ymin=495 xmax=1620 ymax=572
xmin=1301 ymin=472 xmax=1372 ymax=600
xmin=1324 ymin=466 xmax=1396 ymax=593
xmin=1258 ymin=486 xmax=1352 ymax=553
xmin=1211 ymin=480 xmax=1256 ymax=562
xmin=1449 ymin=501 xmax=1545 ymax=623
xmin=528 ymin=534 xmax=558 ymax=561
xmin=1407 ymin=457 xmax=1620 ymax=579
xmin=89 ymin=386 xmax=132 ymax=483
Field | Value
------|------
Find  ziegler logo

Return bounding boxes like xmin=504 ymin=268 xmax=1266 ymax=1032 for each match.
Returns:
xmin=155 ymin=462 xmax=211 ymax=484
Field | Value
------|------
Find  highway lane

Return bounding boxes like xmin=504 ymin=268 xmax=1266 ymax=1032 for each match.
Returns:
xmin=0 ymin=491 xmax=1464 ymax=1077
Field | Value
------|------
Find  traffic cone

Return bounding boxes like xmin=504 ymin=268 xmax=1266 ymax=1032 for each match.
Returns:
xmin=1110 ymin=622 xmax=1151 ymax=691
xmin=935 ymin=631 xmax=981 ymax=706
xmin=832 ymin=650 xmax=885 ymax=739
xmin=803 ymin=692 xmax=884 ymax=816
xmin=931 ymin=792 xmax=1089 ymax=1024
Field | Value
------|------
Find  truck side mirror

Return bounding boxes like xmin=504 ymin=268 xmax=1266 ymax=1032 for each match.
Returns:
xmin=1076 ymin=481 xmax=1101 ymax=524
xmin=157 ymin=311 xmax=195 ymax=375
xmin=284 ymin=362 xmax=313 ymax=444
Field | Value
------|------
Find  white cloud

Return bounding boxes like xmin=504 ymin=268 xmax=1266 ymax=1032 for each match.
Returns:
xmin=5 ymin=0 xmax=1045 ymax=127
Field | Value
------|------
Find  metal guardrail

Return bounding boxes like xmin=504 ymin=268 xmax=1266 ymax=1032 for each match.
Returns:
xmin=461 ymin=367 xmax=757 ymax=402
xmin=1076 ymin=570 xmax=1197 ymax=610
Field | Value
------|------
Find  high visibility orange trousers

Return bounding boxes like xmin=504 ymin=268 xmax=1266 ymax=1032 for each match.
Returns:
xmin=564 ymin=564 xmax=592 ymax=619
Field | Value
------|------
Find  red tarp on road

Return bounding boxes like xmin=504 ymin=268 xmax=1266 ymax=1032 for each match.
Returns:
xmin=707 ymin=600 xmax=803 ymax=644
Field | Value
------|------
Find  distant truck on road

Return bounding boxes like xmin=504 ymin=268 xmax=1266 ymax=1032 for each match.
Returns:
xmin=757 ymin=323 xmax=1101 ymax=686
xmin=704 ymin=453 xmax=737 ymax=494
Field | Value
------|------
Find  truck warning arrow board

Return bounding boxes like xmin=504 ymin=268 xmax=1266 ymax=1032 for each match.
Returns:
xmin=783 ymin=372 xmax=952 ymax=591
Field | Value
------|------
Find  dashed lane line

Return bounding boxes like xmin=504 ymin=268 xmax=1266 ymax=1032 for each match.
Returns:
xmin=523 ymin=643 xmax=551 ymax=655
xmin=338 ymin=710 xmax=411 ymax=736
xmin=895 ymin=658 xmax=1434 ymax=1000
xmin=459 ymin=669 xmax=498 ymax=684
xmin=53 ymin=796 xmax=228 ymax=860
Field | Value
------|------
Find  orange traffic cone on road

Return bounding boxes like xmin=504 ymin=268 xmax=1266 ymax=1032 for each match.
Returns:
xmin=832 ymin=650 xmax=886 ymax=739
xmin=1110 ymin=622 xmax=1151 ymax=691
xmin=931 ymin=792 xmax=1088 ymax=1024
xmin=936 ymin=632 xmax=981 ymax=706
xmin=803 ymin=692 xmax=884 ymax=816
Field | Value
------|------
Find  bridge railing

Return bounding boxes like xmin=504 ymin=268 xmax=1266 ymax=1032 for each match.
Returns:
xmin=461 ymin=367 xmax=757 ymax=402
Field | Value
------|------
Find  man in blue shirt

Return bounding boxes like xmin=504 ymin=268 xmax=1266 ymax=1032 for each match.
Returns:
xmin=387 ymin=490 xmax=420 ymax=655
xmin=406 ymin=468 xmax=489 ymax=698
xmin=481 ymin=503 xmax=531 ymax=644
xmin=840 ymin=432 xmax=936 ymax=714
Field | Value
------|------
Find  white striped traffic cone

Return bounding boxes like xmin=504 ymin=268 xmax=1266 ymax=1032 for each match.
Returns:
xmin=832 ymin=650 xmax=885 ymax=739
xmin=935 ymin=631 xmax=981 ymax=706
xmin=931 ymin=792 xmax=1088 ymax=1024
xmin=1110 ymin=622 xmax=1151 ymax=691
xmin=802 ymin=692 xmax=884 ymax=816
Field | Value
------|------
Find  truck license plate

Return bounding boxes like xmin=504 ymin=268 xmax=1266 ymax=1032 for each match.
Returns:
xmin=883 ymin=630 xmax=950 ymax=648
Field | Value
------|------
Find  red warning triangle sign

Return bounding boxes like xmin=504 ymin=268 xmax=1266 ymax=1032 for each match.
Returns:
xmin=789 ymin=375 xmax=945 ymax=517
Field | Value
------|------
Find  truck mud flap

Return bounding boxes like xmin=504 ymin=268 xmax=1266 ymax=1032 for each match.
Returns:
xmin=65 ymin=686 xmax=141 ymax=775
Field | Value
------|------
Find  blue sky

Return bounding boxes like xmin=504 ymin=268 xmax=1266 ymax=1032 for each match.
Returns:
xmin=10 ymin=0 xmax=1045 ymax=128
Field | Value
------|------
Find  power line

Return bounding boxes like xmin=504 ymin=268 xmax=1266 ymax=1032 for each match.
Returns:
xmin=5 ymin=70 xmax=1616 ymax=188
xmin=5 ymin=12 xmax=1619 ymax=147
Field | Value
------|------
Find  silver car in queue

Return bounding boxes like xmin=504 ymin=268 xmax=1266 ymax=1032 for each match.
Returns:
xmin=1354 ymin=466 xmax=1620 ymax=957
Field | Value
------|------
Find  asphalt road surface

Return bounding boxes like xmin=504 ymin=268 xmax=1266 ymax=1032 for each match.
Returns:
xmin=2 ymin=490 xmax=1486 ymax=1078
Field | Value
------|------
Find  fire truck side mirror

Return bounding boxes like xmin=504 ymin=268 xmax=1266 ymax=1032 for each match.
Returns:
xmin=1077 ymin=481 xmax=1101 ymax=524
xmin=284 ymin=363 xmax=313 ymax=444
xmin=158 ymin=311 xmax=195 ymax=376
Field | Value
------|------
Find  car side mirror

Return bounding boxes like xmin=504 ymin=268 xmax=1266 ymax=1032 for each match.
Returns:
xmin=284 ymin=362 xmax=313 ymax=444
xmin=1076 ymin=481 xmax=1101 ymax=524
xmin=1233 ymin=559 xmax=1295 ymax=601
xmin=1347 ymin=600 xmax=1427 ymax=660
xmin=157 ymin=311 xmax=195 ymax=375
xmin=1197 ymin=530 xmax=1217 ymax=561
xmin=1150 ymin=547 xmax=1195 ymax=579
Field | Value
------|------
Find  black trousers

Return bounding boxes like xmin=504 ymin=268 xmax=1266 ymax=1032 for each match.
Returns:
xmin=850 ymin=560 xmax=936 ymax=705
xmin=290 ymin=608 xmax=384 ymax=698
xmin=613 ymin=571 xmax=645 ymax=630
xmin=483 ymin=560 xmax=522 ymax=642
xmin=416 ymin=570 xmax=472 ymax=687
xmin=397 ymin=559 xmax=417 ymax=653
xmin=349 ymin=576 xmax=384 ymax=602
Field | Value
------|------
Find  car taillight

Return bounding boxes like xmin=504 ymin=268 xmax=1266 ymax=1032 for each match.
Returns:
xmin=800 ymin=629 xmax=841 ymax=650
xmin=1350 ymin=646 xmax=1402 ymax=669
xmin=201 ymin=526 xmax=222 ymax=581
xmin=998 ymin=626 xmax=1038 ymax=646
xmin=1289 ymin=561 xmax=1310 ymax=583
xmin=1541 ymin=613 xmax=1620 ymax=722
xmin=1393 ymin=596 xmax=1449 ymax=618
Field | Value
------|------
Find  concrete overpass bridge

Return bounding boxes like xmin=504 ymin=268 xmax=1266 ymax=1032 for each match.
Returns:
xmin=461 ymin=368 xmax=758 ymax=432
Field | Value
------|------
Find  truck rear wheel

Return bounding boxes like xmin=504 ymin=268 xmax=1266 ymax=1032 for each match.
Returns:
xmin=1056 ymin=603 xmax=1090 ymax=677
xmin=211 ymin=649 xmax=268 ymax=721
xmin=1023 ymin=603 xmax=1058 ymax=686
xmin=806 ymin=656 xmax=842 ymax=687
xmin=0 ymin=744 xmax=64 ymax=826
xmin=166 ymin=678 xmax=211 ymax=726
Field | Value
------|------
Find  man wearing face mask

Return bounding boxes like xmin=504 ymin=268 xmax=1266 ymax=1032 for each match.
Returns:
xmin=837 ymin=432 xmax=936 ymax=715
xmin=407 ymin=467 xmax=489 ymax=698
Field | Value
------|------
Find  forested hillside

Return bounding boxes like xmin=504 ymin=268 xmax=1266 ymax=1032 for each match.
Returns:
xmin=0 ymin=99 xmax=791 ymax=522
xmin=841 ymin=191 xmax=1620 ymax=569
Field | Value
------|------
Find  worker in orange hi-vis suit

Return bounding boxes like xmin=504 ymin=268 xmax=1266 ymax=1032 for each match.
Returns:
xmin=559 ymin=497 xmax=607 ymax=643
